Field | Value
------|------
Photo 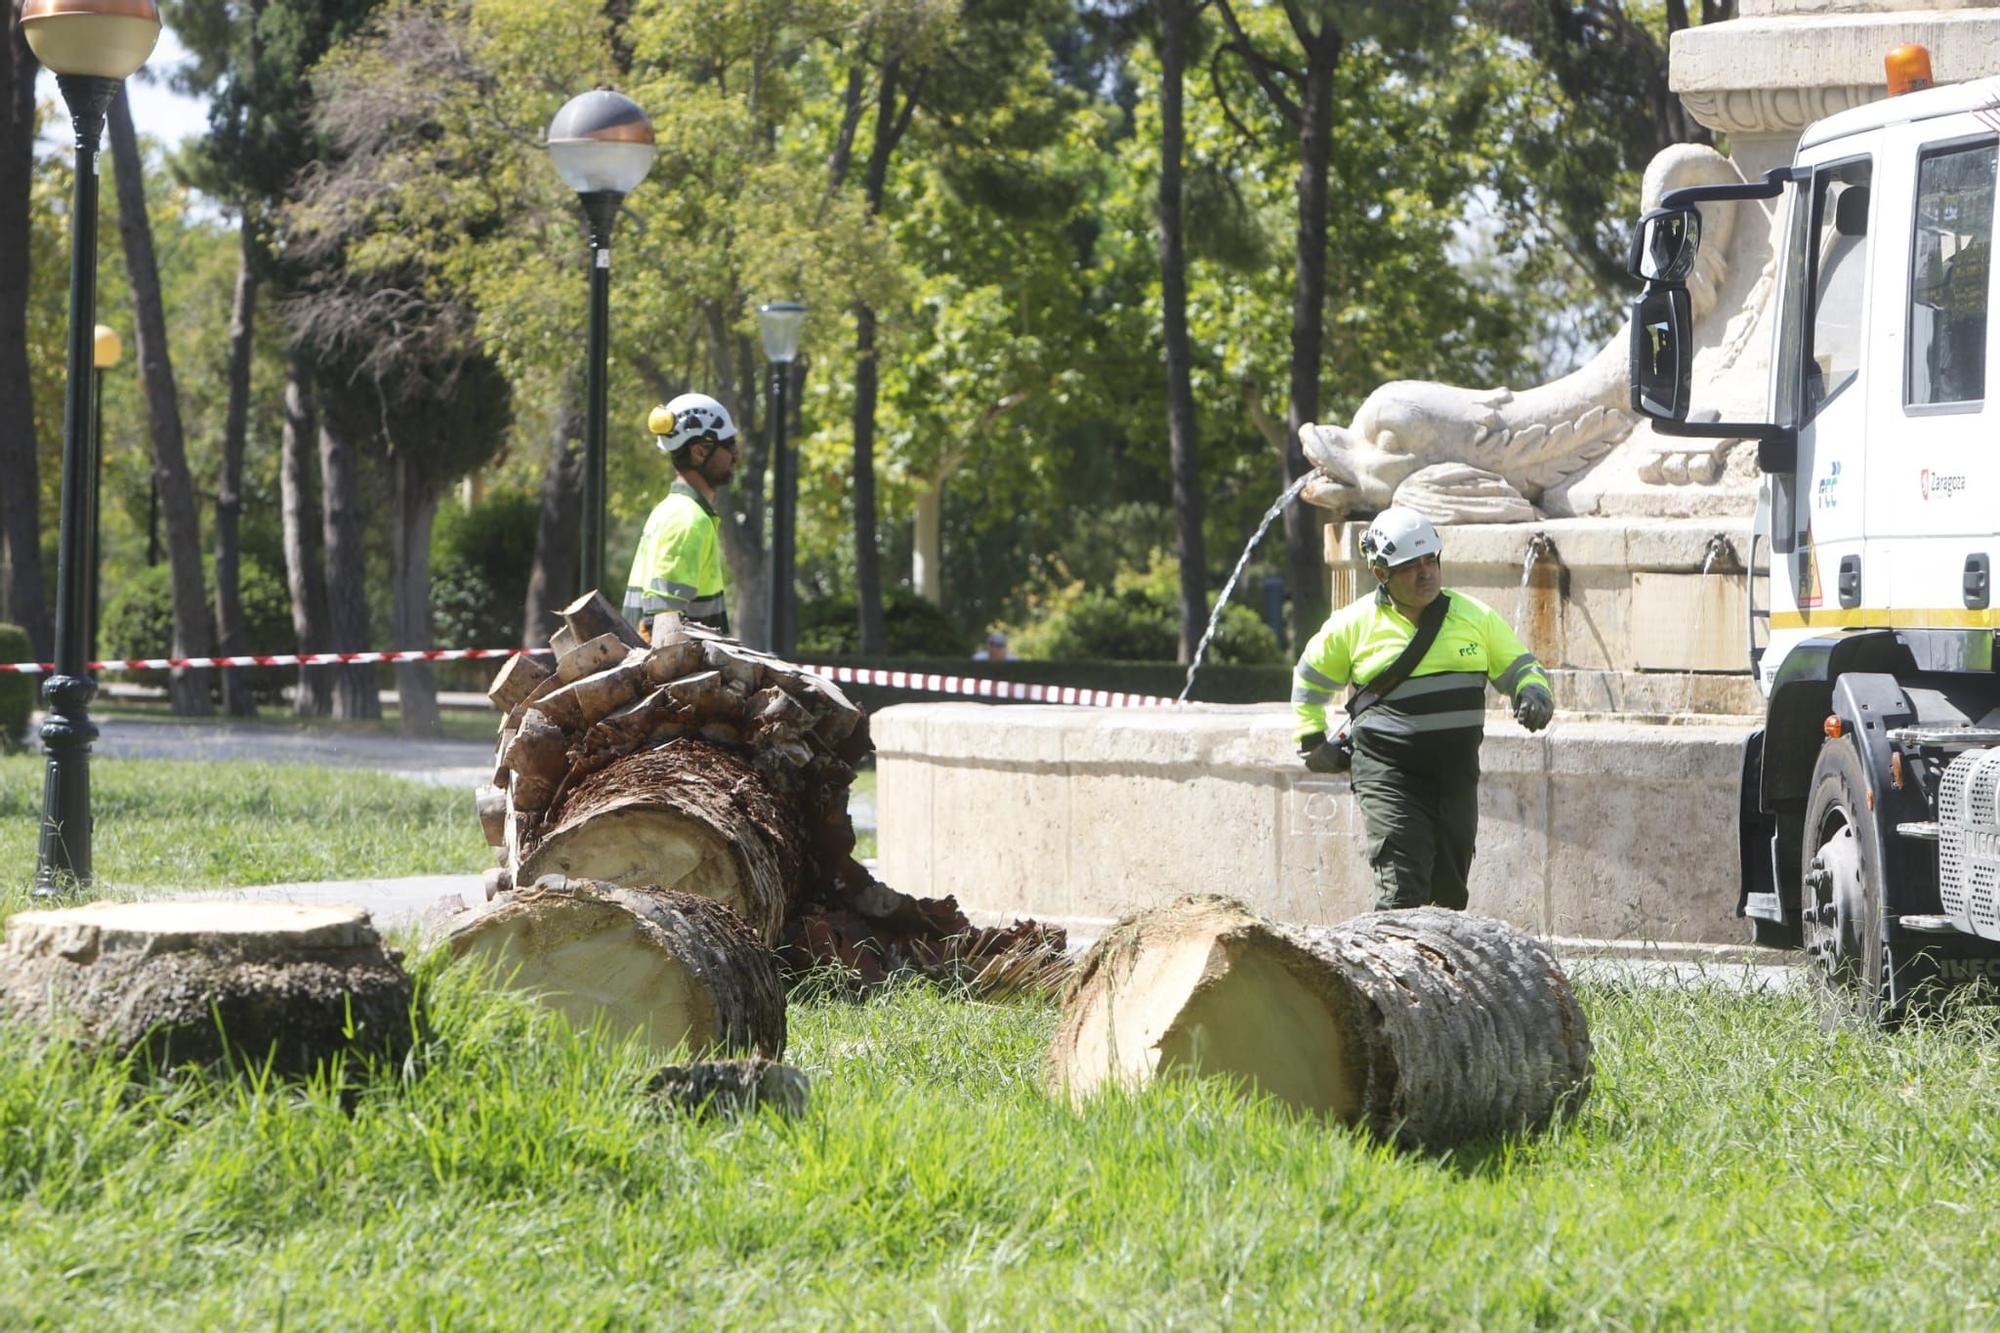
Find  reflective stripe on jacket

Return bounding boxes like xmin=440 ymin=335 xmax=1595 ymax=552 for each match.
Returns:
xmin=1291 ymin=587 xmax=1550 ymax=744
xmin=622 ymin=481 xmax=727 ymax=629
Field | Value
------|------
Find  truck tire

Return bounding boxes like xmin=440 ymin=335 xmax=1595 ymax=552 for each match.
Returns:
xmin=1800 ymin=737 xmax=1890 ymax=1022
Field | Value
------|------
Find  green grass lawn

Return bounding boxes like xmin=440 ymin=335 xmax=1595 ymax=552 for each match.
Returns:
xmin=6 ymin=754 xmax=1999 ymax=1323
xmin=1 ymin=756 xmax=489 ymax=895
xmin=2 ymin=964 xmax=1999 ymax=1325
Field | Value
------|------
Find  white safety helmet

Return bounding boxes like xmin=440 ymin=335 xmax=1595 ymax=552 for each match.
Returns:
xmin=648 ymin=392 xmax=738 ymax=455
xmin=1360 ymin=506 xmax=1442 ymax=569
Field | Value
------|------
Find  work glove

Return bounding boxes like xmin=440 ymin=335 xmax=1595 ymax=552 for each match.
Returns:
xmin=1300 ymin=736 xmax=1352 ymax=774
xmin=1514 ymin=684 xmax=1554 ymax=733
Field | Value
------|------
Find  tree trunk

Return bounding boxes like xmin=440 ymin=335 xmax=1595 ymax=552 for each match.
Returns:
xmin=478 ymin=614 xmax=1066 ymax=992
xmin=847 ymin=59 xmax=916 ymax=657
xmin=317 ymin=413 xmax=378 ymax=719
xmin=711 ymin=325 xmax=769 ymax=650
xmin=912 ymin=479 xmax=943 ymax=605
xmin=851 ymin=301 xmax=887 ymax=652
xmin=0 ymin=900 xmax=414 ymax=1074
xmin=280 ymin=352 xmax=330 ymax=715
xmin=1157 ymin=0 xmax=1205 ymax=665
xmin=391 ymin=448 xmax=441 ymax=738
xmin=215 ymin=216 xmax=260 ymax=716
xmin=108 ymin=88 xmax=213 ymax=716
xmin=0 ymin=20 xmax=48 ymax=657
xmin=524 ymin=394 xmax=584 ymax=649
xmin=447 ymin=876 xmax=787 ymax=1059
xmin=1283 ymin=48 xmax=1336 ymax=649
xmin=1047 ymin=895 xmax=1593 ymax=1151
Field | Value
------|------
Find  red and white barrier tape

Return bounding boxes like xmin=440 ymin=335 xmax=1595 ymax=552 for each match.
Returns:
xmin=805 ymin=664 xmax=1175 ymax=708
xmin=0 ymin=647 xmax=548 ymax=674
xmin=0 ymin=646 xmax=1182 ymax=707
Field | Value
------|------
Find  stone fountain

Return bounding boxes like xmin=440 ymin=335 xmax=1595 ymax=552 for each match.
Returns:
xmin=874 ymin=2 xmax=2000 ymax=946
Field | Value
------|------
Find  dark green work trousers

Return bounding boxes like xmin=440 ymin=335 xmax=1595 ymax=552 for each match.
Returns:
xmin=1349 ymin=736 xmax=1480 ymax=911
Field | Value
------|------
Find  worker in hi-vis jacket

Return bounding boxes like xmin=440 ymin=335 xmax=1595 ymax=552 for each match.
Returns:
xmin=623 ymin=392 xmax=737 ymax=638
xmin=1292 ymin=507 xmax=1554 ymax=910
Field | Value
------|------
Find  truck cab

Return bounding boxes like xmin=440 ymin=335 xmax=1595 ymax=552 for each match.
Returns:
xmin=1629 ymin=48 xmax=2000 ymax=1020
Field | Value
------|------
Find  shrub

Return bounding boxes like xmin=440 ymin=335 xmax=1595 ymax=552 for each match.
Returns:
xmin=432 ymin=490 xmax=539 ymax=653
xmin=1012 ymin=553 xmax=1285 ymax=665
xmin=796 ymin=586 xmax=964 ymax=657
xmin=0 ymin=622 xmax=32 ymax=752
xmin=101 ymin=557 xmax=296 ymax=703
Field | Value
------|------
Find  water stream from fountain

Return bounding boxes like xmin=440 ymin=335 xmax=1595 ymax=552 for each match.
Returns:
xmin=1177 ymin=471 xmax=1316 ymax=704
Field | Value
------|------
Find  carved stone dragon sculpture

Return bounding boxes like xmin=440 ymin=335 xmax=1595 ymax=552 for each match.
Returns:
xmin=1300 ymin=143 xmax=1748 ymax=523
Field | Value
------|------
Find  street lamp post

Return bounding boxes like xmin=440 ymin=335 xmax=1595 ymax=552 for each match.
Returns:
xmin=20 ymin=0 xmax=161 ymax=896
xmin=546 ymin=89 xmax=655 ymax=602
xmin=89 ymin=323 xmax=122 ymax=665
xmin=758 ymin=301 xmax=806 ymax=655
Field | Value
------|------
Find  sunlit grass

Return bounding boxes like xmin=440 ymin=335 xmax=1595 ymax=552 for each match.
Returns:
xmin=1 ymin=966 xmax=1998 ymax=1326
xmin=1 ymin=756 xmax=488 ymax=895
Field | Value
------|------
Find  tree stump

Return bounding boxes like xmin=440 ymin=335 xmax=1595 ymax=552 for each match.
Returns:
xmin=0 ymin=901 xmax=414 ymax=1074
xmin=1046 ymin=895 xmax=1592 ymax=1150
xmin=475 ymin=614 xmax=1066 ymax=990
xmin=446 ymin=875 xmax=786 ymax=1058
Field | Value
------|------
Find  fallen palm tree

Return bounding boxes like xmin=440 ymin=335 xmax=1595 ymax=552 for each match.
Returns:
xmin=475 ymin=593 xmax=1063 ymax=991
xmin=1046 ymin=895 xmax=1591 ymax=1150
xmin=446 ymin=875 xmax=786 ymax=1057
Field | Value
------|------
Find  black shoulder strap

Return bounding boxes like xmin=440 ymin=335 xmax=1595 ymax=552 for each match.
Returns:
xmin=1340 ymin=593 xmax=1451 ymax=728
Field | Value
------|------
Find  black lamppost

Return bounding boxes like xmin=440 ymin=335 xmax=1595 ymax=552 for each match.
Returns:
xmin=88 ymin=322 xmax=122 ymax=665
xmin=546 ymin=89 xmax=655 ymax=600
xmin=759 ymin=301 xmax=805 ymax=655
xmin=21 ymin=0 xmax=161 ymax=897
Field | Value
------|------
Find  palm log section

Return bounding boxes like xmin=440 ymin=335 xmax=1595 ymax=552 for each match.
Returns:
xmin=474 ymin=593 xmax=1062 ymax=990
xmin=1047 ymin=895 xmax=1592 ymax=1149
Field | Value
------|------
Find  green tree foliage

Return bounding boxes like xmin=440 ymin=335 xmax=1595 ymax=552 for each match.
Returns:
xmin=100 ymin=555 xmax=295 ymax=703
xmin=1012 ymin=553 xmax=1283 ymax=665
xmin=431 ymin=489 xmax=541 ymax=651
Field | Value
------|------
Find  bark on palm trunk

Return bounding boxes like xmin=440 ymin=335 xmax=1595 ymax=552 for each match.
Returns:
xmin=0 ymin=23 xmax=49 ymax=657
xmin=1157 ymin=0 xmax=1206 ymax=665
xmin=1283 ymin=53 xmax=1336 ymax=648
xmin=318 ymin=414 xmax=377 ymax=719
xmin=391 ymin=449 xmax=441 ymax=738
xmin=215 ymin=217 xmax=260 ymax=716
xmin=524 ymin=395 xmax=584 ymax=648
xmin=280 ymin=353 xmax=330 ymax=715
xmin=109 ymin=89 xmax=212 ymax=716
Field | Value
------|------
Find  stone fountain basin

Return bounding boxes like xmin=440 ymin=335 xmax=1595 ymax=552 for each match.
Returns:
xmin=874 ymin=702 xmax=1757 ymax=948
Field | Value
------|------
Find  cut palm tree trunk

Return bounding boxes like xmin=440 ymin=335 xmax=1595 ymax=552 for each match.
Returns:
xmin=446 ymin=875 xmax=785 ymax=1058
xmin=476 ymin=615 xmax=1064 ymax=990
xmin=1046 ymin=895 xmax=1591 ymax=1150
xmin=0 ymin=901 xmax=413 ymax=1074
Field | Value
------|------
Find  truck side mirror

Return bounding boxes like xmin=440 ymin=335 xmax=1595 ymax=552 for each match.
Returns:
xmin=1629 ymin=284 xmax=1693 ymax=420
xmin=1629 ymin=206 xmax=1701 ymax=284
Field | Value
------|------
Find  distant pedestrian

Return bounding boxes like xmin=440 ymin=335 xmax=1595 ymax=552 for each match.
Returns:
xmin=972 ymin=631 xmax=1016 ymax=662
xmin=623 ymin=393 xmax=737 ymax=639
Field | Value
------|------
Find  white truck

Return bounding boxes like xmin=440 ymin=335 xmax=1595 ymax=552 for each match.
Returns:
xmin=1630 ymin=46 xmax=2000 ymax=1021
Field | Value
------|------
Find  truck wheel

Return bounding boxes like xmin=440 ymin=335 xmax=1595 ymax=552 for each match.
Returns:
xmin=1800 ymin=738 xmax=1890 ymax=1022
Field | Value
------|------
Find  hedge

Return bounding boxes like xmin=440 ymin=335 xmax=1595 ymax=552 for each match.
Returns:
xmin=0 ymin=622 xmax=31 ymax=752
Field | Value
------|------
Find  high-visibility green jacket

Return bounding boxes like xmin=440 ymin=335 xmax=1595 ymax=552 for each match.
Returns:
xmin=1291 ymin=587 xmax=1549 ymax=749
xmin=623 ymin=480 xmax=728 ymax=633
